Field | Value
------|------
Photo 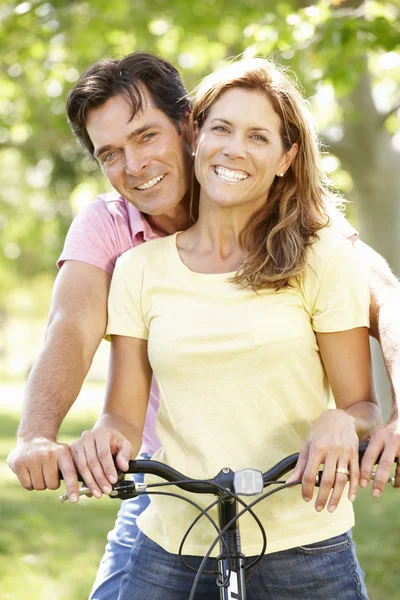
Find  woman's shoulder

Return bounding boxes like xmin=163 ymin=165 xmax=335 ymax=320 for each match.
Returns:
xmin=306 ymin=225 xmax=354 ymax=275
xmin=112 ymin=235 xmax=174 ymax=282
xmin=116 ymin=235 xmax=173 ymax=265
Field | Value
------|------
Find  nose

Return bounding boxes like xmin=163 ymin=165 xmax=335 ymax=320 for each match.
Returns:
xmin=222 ymin=134 xmax=247 ymax=160
xmin=125 ymin=148 xmax=150 ymax=176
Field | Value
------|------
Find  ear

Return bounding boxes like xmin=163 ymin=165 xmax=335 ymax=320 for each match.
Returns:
xmin=192 ymin=120 xmax=199 ymax=153
xmin=180 ymin=113 xmax=192 ymax=145
xmin=276 ymin=143 xmax=298 ymax=177
xmin=180 ymin=113 xmax=198 ymax=153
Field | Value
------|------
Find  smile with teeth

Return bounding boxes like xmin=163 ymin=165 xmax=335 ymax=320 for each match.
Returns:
xmin=213 ymin=166 xmax=249 ymax=183
xmin=136 ymin=175 xmax=164 ymax=190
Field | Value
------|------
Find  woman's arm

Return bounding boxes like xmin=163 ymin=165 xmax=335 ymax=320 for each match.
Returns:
xmin=69 ymin=335 xmax=152 ymax=501
xmin=288 ymin=327 xmax=382 ymax=512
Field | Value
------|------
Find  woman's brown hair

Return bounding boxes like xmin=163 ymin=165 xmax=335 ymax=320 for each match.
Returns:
xmin=191 ymin=58 xmax=338 ymax=290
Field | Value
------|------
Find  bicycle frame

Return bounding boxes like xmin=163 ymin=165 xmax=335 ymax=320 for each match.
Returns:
xmin=218 ymin=494 xmax=246 ymax=599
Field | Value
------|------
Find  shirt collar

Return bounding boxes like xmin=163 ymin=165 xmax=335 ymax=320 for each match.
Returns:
xmin=124 ymin=198 xmax=160 ymax=242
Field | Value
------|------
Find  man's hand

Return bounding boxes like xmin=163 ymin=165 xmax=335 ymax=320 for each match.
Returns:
xmin=7 ymin=438 xmax=81 ymax=502
xmin=360 ymin=419 xmax=400 ymax=496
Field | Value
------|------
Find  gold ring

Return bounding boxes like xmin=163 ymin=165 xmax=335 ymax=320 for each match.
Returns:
xmin=336 ymin=467 xmax=350 ymax=475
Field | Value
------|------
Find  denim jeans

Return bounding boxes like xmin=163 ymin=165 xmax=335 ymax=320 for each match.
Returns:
xmin=118 ymin=530 xmax=369 ymax=600
xmin=89 ymin=463 xmax=151 ymax=600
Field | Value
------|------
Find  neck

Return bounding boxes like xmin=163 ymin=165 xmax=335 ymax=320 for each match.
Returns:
xmin=177 ymin=196 xmax=255 ymax=272
xmin=192 ymin=192 xmax=261 ymax=249
xmin=146 ymin=192 xmax=192 ymax=236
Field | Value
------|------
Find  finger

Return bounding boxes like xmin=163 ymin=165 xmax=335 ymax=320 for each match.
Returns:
xmin=41 ymin=449 xmax=63 ymax=491
xmin=83 ymin=431 xmax=115 ymax=494
xmin=359 ymin=438 xmax=384 ymax=488
xmin=371 ymin=449 xmax=397 ymax=497
xmin=70 ymin=441 xmax=102 ymax=499
xmin=394 ymin=459 xmax=400 ymax=488
xmin=9 ymin=460 xmax=34 ymax=490
xmin=115 ymin=439 xmax=133 ymax=473
xmin=57 ymin=447 xmax=80 ymax=502
xmin=301 ymin=451 xmax=322 ymax=503
xmin=7 ymin=453 xmax=34 ymax=490
xmin=327 ymin=468 xmax=349 ymax=513
xmin=95 ymin=435 xmax=120 ymax=486
xmin=9 ymin=449 xmax=47 ymax=491
xmin=348 ymin=448 xmax=359 ymax=503
xmin=26 ymin=461 xmax=47 ymax=491
xmin=286 ymin=446 xmax=309 ymax=484
xmin=315 ymin=455 xmax=337 ymax=511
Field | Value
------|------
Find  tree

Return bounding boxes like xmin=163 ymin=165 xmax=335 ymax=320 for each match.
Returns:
xmin=1 ymin=0 xmax=399 ymax=381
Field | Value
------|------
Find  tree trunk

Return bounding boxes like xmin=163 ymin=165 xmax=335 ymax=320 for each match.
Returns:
xmin=327 ymin=67 xmax=400 ymax=415
xmin=333 ymin=69 xmax=400 ymax=275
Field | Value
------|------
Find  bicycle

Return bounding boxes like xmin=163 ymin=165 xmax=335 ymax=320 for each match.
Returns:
xmin=60 ymin=441 xmax=397 ymax=600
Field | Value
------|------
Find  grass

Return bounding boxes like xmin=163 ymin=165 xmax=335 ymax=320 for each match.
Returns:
xmin=1 ymin=387 xmax=400 ymax=599
xmin=0 ymin=407 xmax=119 ymax=600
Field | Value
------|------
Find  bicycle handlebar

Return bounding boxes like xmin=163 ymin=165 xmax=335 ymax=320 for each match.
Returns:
xmin=120 ymin=440 xmax=372 ymax=494
xmin=61 ymin=440 xmax=388 ymax=503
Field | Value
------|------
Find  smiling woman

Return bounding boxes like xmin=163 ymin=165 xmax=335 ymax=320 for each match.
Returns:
xmin=69 ymin=57 xmax=378 ymax=599
xmin=193 ymin=88 xmax=296 ymax=209
xmin=189 ymin=58 xmax=331 ymax=287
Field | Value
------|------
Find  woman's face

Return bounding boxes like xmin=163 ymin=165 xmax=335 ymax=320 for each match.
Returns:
xmin=194 ymin=87 xmax=296 ymax=210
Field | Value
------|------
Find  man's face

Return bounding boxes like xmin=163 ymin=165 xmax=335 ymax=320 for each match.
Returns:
xmin=86 ymin=90 xmax=192 ymax=216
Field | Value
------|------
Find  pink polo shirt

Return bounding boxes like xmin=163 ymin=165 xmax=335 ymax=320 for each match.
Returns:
xmin=58 ymin=192 xmax=357 ymax=456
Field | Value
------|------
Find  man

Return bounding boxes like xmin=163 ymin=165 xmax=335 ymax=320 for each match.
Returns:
xmin=7 ymin=51 xmax=400 ymax=599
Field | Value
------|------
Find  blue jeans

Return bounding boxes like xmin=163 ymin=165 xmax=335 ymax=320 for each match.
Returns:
xmin=89 ymin=469 xmax=150 ymax=600
xmin=119 ymin=530 xmax=369 ymax=600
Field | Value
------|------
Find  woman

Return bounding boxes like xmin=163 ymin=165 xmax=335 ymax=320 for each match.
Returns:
xmin=71 ymin=58 xmax=381 ymax=599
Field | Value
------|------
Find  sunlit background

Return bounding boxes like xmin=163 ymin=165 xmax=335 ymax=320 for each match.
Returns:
xmin=1 ymin=0 xmax=399 ymax=598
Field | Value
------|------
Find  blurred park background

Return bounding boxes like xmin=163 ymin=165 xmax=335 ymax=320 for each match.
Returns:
xmin=0 ymin=0 xmax=399 ymax=598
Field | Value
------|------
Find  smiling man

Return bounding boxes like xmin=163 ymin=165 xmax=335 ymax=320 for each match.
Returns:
xmin=7 ymin=51 xmax=400 ymax=600
xmin=87 ymin=93 xmax=191 ymax=226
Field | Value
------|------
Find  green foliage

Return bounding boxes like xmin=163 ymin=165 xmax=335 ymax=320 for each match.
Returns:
xmin=1 ymin=0 xmax=399 ymax=312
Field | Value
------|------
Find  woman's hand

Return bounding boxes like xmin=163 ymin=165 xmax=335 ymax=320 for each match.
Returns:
xmin=69 ymin=427 xmax=133 ymax=501
xmin=287 ymin=409 xmax=359 ymax=512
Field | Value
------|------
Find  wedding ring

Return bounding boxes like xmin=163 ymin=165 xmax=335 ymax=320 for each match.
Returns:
xmin=336 ymin=467 xmax=350 ymax=475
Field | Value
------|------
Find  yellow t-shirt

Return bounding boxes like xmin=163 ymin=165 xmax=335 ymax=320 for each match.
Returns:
xmin=106 ymin=226 xmax=370 ymax=556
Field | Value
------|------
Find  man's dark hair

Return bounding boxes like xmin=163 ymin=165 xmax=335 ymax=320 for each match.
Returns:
xmin=66 ymin=51 xmax=190 ymax=157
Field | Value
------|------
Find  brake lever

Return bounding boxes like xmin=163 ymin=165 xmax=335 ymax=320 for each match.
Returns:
xmin=59 ymin=468 xmax=130 ymax=503
xmin=108 ymin=479 xmax=148 ymax=500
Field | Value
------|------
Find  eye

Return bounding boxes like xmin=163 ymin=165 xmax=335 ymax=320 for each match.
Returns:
xmin=251 ymin=134 xmax=267 ymax=143
xmin=101 ymin=151 xmax=117 ymax=165
xmin=142 ymin=132 xmax=157 ymax=141
xmin=212 ymin=125 xmax=229 ymax=133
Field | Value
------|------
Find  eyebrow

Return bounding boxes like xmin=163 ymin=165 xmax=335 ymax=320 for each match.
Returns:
xmin=210 ymin=118 xmax=272 ymax=135
xmin=94 ymin=121 xmax=161 ymax=159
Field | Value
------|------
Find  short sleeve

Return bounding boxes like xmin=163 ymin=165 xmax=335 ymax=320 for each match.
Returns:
xmin=310 ymin=239 xmax=370 ymax=333
xmin=57 ymin=198 xmax=121 ymax=274
xmin=326 ymin=204 xmax=358 ymax=240
xmin=105 ymin=250 xmax=149 ymax=341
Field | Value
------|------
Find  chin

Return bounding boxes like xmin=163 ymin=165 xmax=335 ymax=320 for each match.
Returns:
xmin=214 ymin=196 xmax=242 ymax=207
xmin=146 ymin=200 xmax=182 ymax=215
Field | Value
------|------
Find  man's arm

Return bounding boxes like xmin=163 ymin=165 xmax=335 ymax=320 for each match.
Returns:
xmin=7 ymin=261 xmax=111 ymax=503
xmin=356 ymin=240 xmax=400 ymax=493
